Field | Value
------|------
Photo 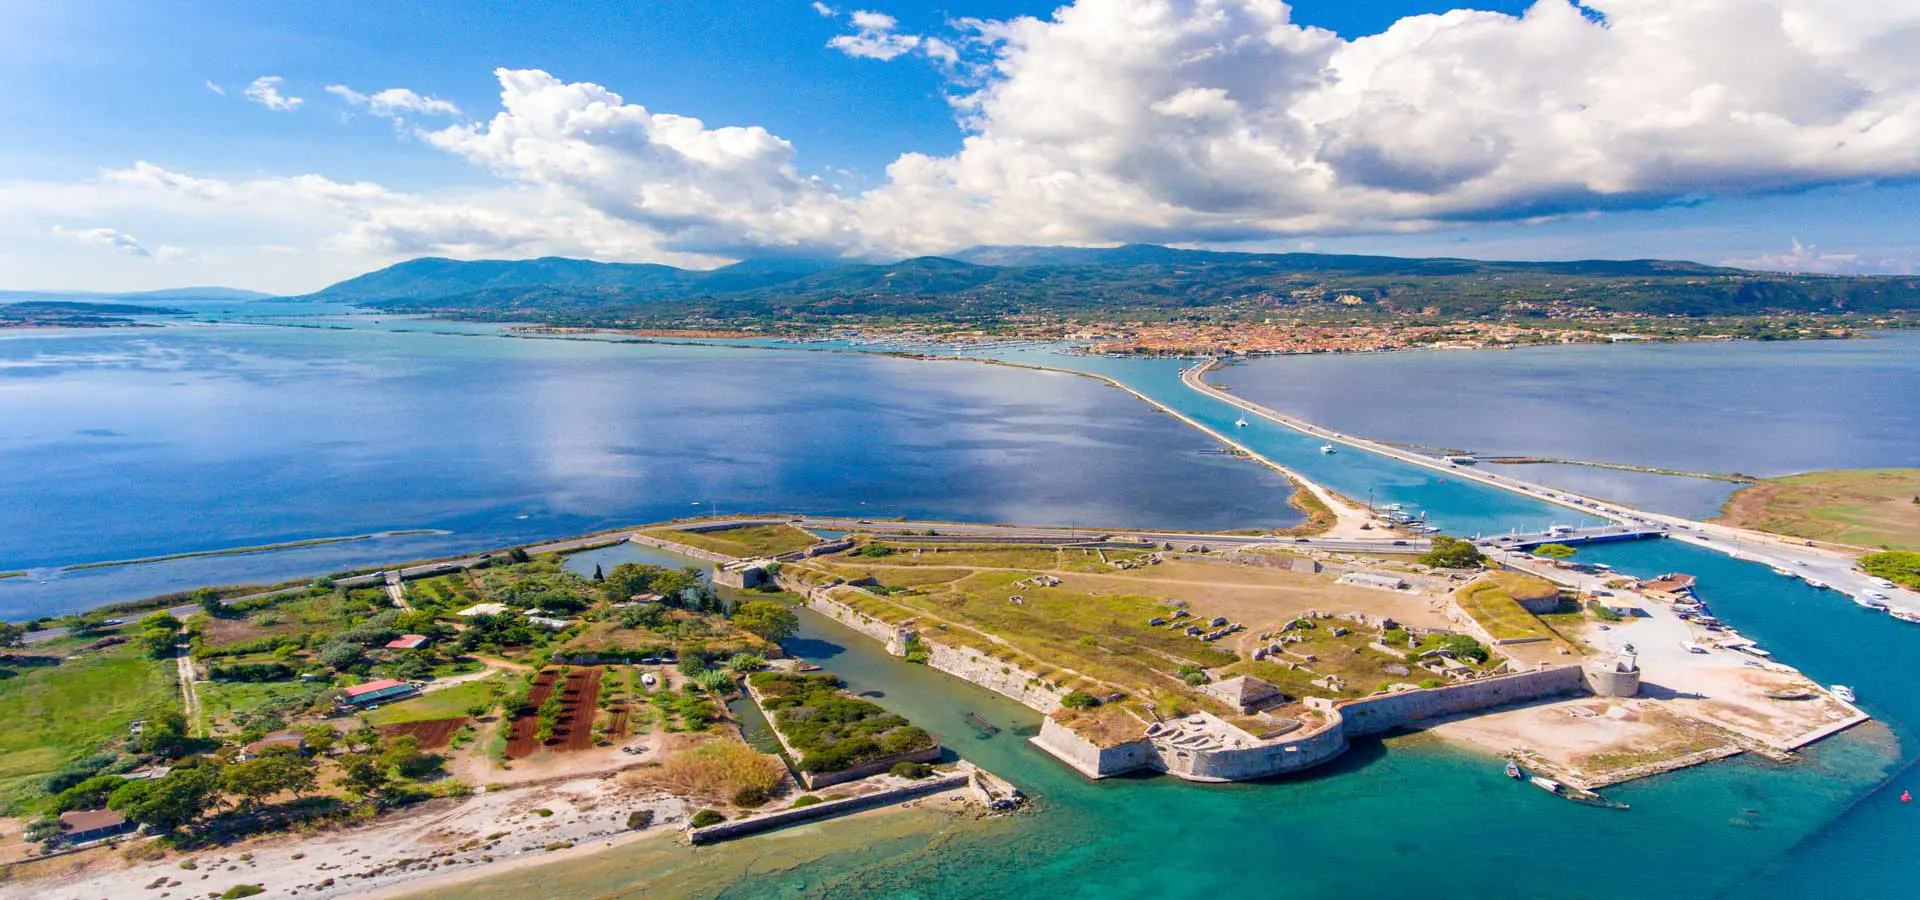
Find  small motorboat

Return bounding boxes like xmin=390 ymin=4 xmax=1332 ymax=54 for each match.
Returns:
xmin=1831 ymin=685 xmax=1857 ymax=703
xmin=966 ymin=711 xmax=1001 ymax=737
xmin=1530 ymin=775 xmax=1562 ymax=794
xmin=1235 ymin=416 xmax=1249 ymax=428
xmin=1319 ymin=444 xmax=1336 ymax=454
xmin=1504 ymin=761 xmax=1524 ymax=780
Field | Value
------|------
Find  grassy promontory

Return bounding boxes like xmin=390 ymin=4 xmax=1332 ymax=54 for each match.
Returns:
xmin=1717 ymin=468 xmax=1920 ymax=552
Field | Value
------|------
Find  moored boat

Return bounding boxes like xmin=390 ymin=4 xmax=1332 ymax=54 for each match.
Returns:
xmin=966 ymin=711 xmax=1000 ymax=736
xmin=1505 ymin=761 xmax=1523 ymax=780
xmin=1563 ymin=786 xmax=1632 ymax=810
xmin=1831 ymin=684 xmax=1857 ymax=703
xmin=1320 ymin=444 xmax=1336 ymax=454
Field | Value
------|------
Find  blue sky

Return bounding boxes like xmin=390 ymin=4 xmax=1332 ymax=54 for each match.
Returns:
xmin=4 ymin=0 xmax=1918 ymax=293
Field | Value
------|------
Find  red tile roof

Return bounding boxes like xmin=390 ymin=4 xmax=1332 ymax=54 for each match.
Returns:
xmin=384 ymin=634 xmax=429 ymax=650
xmin=342 ymin=678 xmax=410 ymax=698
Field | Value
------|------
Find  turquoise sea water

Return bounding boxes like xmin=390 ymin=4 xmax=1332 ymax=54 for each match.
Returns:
xmin=6 ymin=317 xmax=1915 ymax=896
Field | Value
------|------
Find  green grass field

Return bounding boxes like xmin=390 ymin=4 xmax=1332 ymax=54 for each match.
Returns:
xmin=0 ymin=643 xmax=180 ymax=812
xmin=197 ymin=680 xmax=330 ymax=735
xmin=804 ymin=553 xmax=1239 ymax=700
xmin=1719 ymin=468 xmax=1920 ymax=552
xmin=656 ymin=524 xmax=820 ymax=558
xmin=362 ymin=677 xmax=506 ymax=725
xmin=1454 ymin=578 xmax=1561 ymax=643
xmin=853 ymin=544 xmax=1061 ymax=569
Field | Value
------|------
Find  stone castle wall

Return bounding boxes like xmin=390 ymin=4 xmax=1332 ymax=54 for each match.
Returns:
xmin=1154 ymin=720 xmax=1349 ymax=782
xmin=626 ymin=533 xmax=734 ymax=564
xmin=1031 ymin=718 xmax=1156 ymax=778
xmin=778 ymin=575 xmax=1065 ymax=714
xmin=1333 ymin=664 xmax=1588 ymax=737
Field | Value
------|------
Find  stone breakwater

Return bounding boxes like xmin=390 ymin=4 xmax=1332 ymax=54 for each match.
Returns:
xmin=687 ymin=772 xmax=974 ymax=845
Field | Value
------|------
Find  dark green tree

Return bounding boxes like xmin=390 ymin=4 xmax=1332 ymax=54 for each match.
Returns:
xmin=731 ymin=600 xmax=799 ymax=643
xmin=1418 ymin=535 xmax=1487 ymax=569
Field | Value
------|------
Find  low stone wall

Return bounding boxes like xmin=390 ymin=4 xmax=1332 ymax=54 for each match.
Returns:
xmin=1334 ymin=664 xmax=1587 ymax=737
xmin=687 ymin=772 xmax=970 ymax=844
xmin=775 ymin=539 xmax=854 ymax=561
xmin=743 ymin=678 xmax=944 ymax=789
xmin=796 ymin=746 xmax=944 ymax=790
xmin=627 ymin=533 xmax=733 ymax=564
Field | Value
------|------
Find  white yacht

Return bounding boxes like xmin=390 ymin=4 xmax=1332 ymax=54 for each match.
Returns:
xmin=1319 ymin=444 xmax=1336 ymax=454
xmin=1235 ymin=416 xmax=1248 ymax=428
xmin=1831 ymin=685 xmax=1857 ymax=703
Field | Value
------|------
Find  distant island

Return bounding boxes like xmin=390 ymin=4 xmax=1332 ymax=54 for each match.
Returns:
xmin=0 ymin=301 xmax=189 ymax=329
xmin=276 ymin=245 xmax=1920 ymax=354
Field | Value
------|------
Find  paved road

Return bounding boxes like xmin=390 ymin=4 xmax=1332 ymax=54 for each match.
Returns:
xmin=1181 ymin=360 xmax=1920 ymax=616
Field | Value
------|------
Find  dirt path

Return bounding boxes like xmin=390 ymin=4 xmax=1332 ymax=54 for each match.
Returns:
xmin=174 ymin=641 xmax=201 ymax=734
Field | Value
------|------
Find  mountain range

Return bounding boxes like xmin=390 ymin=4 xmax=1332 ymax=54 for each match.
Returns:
xmin=293 ymin=245 xmax=1920 ymax=325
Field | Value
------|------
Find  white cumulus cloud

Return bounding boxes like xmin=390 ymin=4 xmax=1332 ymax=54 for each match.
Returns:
xmin=243 ymin=76 xmax=303 ymax=111
xmin=49 ymin=225 xmax=184 ymax=260
xmin=828 ymin=9 xmax=925 ymax=60
xmin=1725 ymin=239 xmax=1912 ymax=274
xmin=16 ymin=0 xmax=1920 ymax=290
xmin=326 ymin=84 xmax=462 ymax=117
xmin=422 ymin=68 xmax=859 ymax=256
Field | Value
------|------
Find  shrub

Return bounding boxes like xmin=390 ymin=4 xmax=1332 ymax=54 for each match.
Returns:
xmin=1860 ymin=551 xmax=1920 ymax=589
xmin=1060 ymin=690 xmax=1098 ymax=709
xmin=689 ymin=809 xmax=725 ymax=828
xmin=852 ymin=544 xmax=895 ymax=558
xmin=1418 ymin=678 xmax=1445 ymax=689
xmin=1439 ymin=634 xmax=1491 ymax=664
xmin=220 ymin=886 xmax=265 ymax=899
xmin=1586 ymin=600 xmax=1623 ymax=623
xmin=790 ymin=795 xmax=823 ymax=809
xmin=656 ymin=740 xmax=785 ymax=798
xmin=626 ymin=809 xmax=655 ymax=830
xmin=889 ymin=761 xmax=934 ymax=779
xmin=731 ymin=785 xmax=771 ymax=808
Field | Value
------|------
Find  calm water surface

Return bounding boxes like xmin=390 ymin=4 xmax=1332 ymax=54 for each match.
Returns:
xmin=0 ymin=324 xmax=1295 ymax=617
xmin=1212 ymin=333 xmax=1920 ymax=516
